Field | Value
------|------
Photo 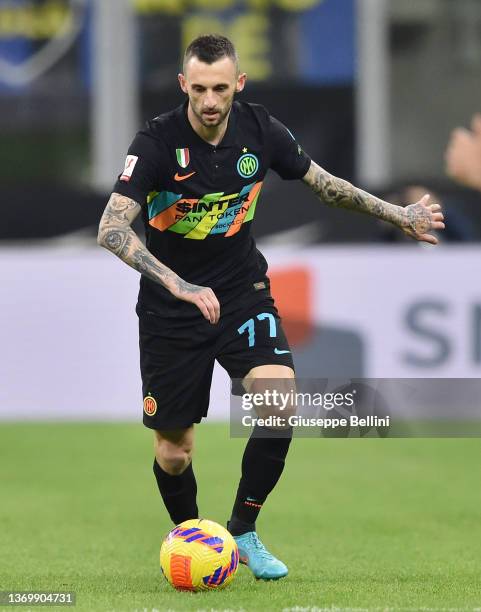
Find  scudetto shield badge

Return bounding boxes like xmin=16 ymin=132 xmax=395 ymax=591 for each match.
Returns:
xmin=176 ymin=148 xmax=190 ymax=168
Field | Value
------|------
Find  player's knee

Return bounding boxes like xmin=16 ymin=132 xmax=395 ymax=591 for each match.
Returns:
xmin=247 ymin=375 xmax=297 ymax=427
xmin=155 ymin=442 xmax=193 ymax=476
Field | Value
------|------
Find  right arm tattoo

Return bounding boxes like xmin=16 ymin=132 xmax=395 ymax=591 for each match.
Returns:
xmin=97 ymin=192 xmax=192 ymax=293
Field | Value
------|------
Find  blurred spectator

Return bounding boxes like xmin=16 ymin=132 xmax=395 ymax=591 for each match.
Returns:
xmin=445 ymin=113 xmax=481 ymax=193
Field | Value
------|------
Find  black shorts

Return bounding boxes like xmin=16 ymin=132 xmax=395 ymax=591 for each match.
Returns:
xmin=138 ymin=287 xmax=294 ymax=430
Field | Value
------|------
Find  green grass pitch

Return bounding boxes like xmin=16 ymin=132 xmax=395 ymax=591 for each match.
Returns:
xmin=1 ymin=423 xmax=481 ymax=611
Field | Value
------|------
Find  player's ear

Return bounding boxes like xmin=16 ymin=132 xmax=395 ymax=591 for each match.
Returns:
xmin=178 ymin=73 xmax=188 ymax=93
xmin=235 ymin=72 xmax=247 ymax=93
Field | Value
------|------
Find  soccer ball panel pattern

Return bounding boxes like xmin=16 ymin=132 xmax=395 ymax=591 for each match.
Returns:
xmin=160 ymin=519 xmax=239 ymax=591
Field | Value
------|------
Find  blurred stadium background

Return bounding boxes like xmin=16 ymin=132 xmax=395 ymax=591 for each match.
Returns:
xmin=2 ymin=2 xmax=481 ymax=610
xmin=1 ymin=0 xmax=481 ymax=421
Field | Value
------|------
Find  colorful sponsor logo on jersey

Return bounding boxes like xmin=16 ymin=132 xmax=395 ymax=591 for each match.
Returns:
xmin=237 ymin=153 xmax=259 ymax=178
xmin=176 ymin=148 xmax=190 ymax=168
xmin=147 ymin=181 xmax=263 ymax=240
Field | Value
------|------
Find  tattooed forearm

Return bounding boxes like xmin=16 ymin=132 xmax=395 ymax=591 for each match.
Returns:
xmin=98 ymin=192 xmax=222 ymax=321
xmin=301 ymin=161 xmax=445 ymax=243
xmin=97 ymin=193 xmax=180 ymax=291
xmin=104 ymin=229 xmax=128 ymax=253
xmin=302 ymin=161 xmax=407 ymax=227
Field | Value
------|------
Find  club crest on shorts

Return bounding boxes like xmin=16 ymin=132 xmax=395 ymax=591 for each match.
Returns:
xmin=237 ymin=153 xmax=259 ymax=178
xmin=143 ymin=395 xmax=157 ymax=416
xmin=176 ymin=148 xmax=190 ymax=168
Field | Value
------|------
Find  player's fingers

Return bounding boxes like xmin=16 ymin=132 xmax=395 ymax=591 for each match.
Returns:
xmin=432 ymin=221 xmax=445 ymax=230
xmin=206 ymin=298 xmax=218 ymax=325
xmin=202 ymin=289 xmax=219 ymax=324
xmin=429 ymin=203 xmax=442 ymax=212
xmin=200 ymin=294 xmax=216 ymax=324
xmin=210 ymin=299 xmax=220 ymax=324
xmin=432 ymin=211 xmax=444 ymax=221
xmin=195 ymin=297 xmax=212 ymax=322
xmin=419 ymin=194 xmax=430 ymax=207
xmin=419 ymin=233 xmax=438 ymax=245
xmin=208 ymin=292 xmax=220 ymax=324
xmin=200 ymin=302 xmax=213 ymax=323
xmin=202 ymin=293 xmax=219 ymax=325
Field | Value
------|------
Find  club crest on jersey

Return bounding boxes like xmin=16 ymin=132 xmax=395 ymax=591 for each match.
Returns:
xmin=176 ymin=148 xmax=190 ymax=168
xmin=237 ymin=153 xmax=259 ymax=179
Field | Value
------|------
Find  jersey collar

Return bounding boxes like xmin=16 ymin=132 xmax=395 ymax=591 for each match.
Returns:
xmin=177 ymin=100 xmax=238 ymax=149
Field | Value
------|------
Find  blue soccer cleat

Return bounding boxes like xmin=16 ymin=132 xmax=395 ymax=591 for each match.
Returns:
xmin=233 ymin=531 xmax=288 ymax=580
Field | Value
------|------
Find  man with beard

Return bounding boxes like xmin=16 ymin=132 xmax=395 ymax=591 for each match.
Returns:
xmin=97 ymin=34 xmax=444 ymax=580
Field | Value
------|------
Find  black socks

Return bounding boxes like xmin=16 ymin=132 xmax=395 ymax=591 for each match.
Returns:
xmin=228 ymin=427 xmax=292 ymax=536
xmin=153 ymin=459 xmax=198 ymax=524
xmin=153 ymin=427 xmax=292 ymax=531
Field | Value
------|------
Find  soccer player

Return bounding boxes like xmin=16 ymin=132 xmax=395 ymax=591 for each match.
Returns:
xmin=97 ymin=34 xmax=445 ymax=580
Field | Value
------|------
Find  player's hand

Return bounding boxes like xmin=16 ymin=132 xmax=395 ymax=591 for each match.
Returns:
xmin=400 ymin=194 xmax=445 ymax=245
xmin=445 ymin=114 xmax=481 ymax=192
xmin=169 ymin=279 xmax=220 ymax=324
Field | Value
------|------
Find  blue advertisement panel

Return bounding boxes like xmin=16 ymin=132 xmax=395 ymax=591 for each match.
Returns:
xmin=299 ymin=0 xmax=355 ymax=84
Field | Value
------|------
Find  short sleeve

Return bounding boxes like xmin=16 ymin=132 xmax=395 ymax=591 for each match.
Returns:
xmin=268 ymin=116 xmax=311 ymax=180
xmin=112 ymin=126 xmax=167 ymax=205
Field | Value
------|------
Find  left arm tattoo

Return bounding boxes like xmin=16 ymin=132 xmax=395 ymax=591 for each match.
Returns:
xmin=302 ymin=160 xmax=406 ymax=227
xmin=301 ymin=161 xmax=444 ymax=244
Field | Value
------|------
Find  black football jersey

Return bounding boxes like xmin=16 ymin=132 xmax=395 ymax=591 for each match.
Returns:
xmin=113 ymin=100 xmax=311 ymax=313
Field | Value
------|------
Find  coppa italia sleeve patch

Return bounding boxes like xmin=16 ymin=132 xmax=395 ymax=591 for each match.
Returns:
xmin=120 ymin=155 xmax=139 ymax=182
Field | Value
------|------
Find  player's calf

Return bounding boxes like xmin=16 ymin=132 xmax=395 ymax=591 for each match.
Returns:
xmin=153 ymin=428 xmax=198 ymax=524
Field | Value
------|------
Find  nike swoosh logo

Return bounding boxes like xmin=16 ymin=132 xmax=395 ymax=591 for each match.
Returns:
xmin=274 ymin=348 xmax=291 ymax=355
xmin=174 ymin=171 xmax=196 ymax=182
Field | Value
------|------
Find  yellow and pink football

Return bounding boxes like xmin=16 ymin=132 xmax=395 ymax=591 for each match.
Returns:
xmin=160 ymin=519 xmax=239 ymax=591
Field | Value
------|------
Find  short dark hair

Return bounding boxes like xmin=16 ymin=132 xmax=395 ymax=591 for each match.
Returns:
xmin=183 ymin=34 xmax=238 ymax=72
